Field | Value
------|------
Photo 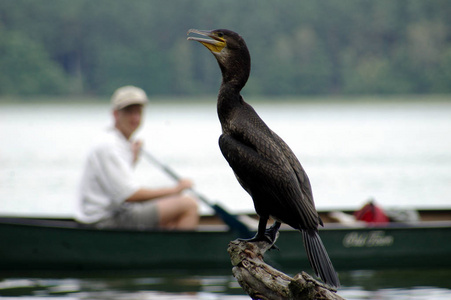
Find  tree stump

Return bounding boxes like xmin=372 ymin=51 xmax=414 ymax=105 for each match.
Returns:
xmin=227 ymin=237 xmax=345 ymax=300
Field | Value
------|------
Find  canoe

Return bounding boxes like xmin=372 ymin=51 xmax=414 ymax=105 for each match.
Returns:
xmin=1 ymin=211 xmax=451 ymax=273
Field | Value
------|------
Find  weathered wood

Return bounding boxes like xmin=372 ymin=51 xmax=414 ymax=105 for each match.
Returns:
xmin=227 ymin=237 xmax=345 ymax=300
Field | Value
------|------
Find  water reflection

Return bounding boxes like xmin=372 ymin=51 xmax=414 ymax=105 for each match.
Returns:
xmin=1 ymin=269 xmax=450 ymax=299
xmin=0 ymin=275 xmax=247 ymax=299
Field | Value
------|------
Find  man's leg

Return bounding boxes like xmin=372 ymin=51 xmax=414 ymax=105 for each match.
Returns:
xmin=156 ymin=195 xmax=199 ymax=229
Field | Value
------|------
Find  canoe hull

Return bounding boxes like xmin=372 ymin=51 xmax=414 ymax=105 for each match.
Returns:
xmin=1 ymin=217 xmax=451 ymax=272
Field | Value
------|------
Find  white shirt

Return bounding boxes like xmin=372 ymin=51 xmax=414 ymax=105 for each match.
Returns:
xmin=75 ymin=128 xmax=140 ymax=224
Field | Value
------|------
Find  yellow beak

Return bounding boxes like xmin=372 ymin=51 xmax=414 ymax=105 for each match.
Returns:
xmin=187 ymin=29 xmax=226 ymax=53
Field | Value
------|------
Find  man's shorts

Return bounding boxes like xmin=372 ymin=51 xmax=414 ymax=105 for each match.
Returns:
xmin=95 ymin=201 xmax=160 ymax=230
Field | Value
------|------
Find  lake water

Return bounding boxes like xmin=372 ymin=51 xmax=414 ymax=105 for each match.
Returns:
xmin=1 ymin=98 xmax=450 ymax=216
xmin=1 ymin=269 xmax=451 ymax=299
xmin=1 ymin=97 xmax=451 ymax=299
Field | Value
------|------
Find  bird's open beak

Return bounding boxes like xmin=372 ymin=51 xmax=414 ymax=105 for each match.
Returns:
xmin=187 ymin=29 xmax=226 ymax=53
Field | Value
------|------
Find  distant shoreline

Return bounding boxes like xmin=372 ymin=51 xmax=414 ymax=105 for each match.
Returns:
xmin=1 ymin=94 xmax=450 ymax=105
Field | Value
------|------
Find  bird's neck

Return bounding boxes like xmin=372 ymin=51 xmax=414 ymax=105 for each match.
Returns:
xmin=216 ymin=49 xmax=251 ymax=129
xmin=220 ymin=70 xmax=248 ymax=91
xmin=218 ymin=54 xmax=250 ymax=92
xmin=217 ymin=82 xmax=243 ymax=128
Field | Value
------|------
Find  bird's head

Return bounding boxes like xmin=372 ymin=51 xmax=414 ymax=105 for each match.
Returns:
xmin=187 ymin=29 xmax=250 ymax=89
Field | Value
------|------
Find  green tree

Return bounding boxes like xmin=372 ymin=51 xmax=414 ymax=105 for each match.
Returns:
xmin=0 ymin=30 xmax=69 ymax=95
xmin=0 ymin=0 xmax=451 ymax=97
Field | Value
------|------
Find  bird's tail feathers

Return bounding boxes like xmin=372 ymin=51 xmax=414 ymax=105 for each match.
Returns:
xmin=302 ymin=229 xmax=340 ymax=288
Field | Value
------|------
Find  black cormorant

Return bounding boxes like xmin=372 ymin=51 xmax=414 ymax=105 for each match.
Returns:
xmin=187 ymin=29 xmax=340 ymax=288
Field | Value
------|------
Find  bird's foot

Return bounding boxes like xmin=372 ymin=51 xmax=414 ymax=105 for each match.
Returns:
xmin=237 ymin=236 xmax=278 ymax=250
xmin=238 ymin=229 xmax=279 ymax=251
xmin=264 ymin=222 xmax=280 ymax=251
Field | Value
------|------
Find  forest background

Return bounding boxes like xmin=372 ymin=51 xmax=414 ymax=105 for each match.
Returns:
xmin=1 ymin=0 xmax=451 ymax=99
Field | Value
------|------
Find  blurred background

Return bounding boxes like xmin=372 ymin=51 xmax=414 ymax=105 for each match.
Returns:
xmin=1 ymin=0 xmax=451 ymax=97
xmin=1 ymin=0 xmax=450 ymax=216
xmin=1 ymin=1 xmax=451 ymax=298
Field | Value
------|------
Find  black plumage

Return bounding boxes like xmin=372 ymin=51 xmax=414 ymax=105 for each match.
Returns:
xmin=188 ymin=29 xmax=339 ymax=288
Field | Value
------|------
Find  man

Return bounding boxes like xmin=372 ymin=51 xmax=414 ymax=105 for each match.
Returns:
xmin=76 ymin=86 xmax=199 ymax=230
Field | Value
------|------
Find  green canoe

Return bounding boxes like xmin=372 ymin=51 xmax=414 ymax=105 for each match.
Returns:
xmin=1 ymin=213 xmax=450 ymax=273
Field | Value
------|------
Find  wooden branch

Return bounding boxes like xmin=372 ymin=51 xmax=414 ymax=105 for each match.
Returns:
xmin=227 ymin=237 xmax=345 ymax=300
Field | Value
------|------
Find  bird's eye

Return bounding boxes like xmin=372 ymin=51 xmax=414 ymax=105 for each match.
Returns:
xmin=217 ymin=32 xmax=224 ymax=38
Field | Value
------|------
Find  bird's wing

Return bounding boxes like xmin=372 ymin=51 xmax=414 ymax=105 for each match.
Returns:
xmin=219 ymin=105 xmax=319 ymax=229
xmin=269 ymin=129 xmax=323 ymax=227
xmin=269 ymin=130 xmax=316 ymax=207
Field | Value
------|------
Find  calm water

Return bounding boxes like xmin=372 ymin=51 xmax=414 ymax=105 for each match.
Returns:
xmin=1 ymin=269 xmax=451 ymax=299
xmin=1 ymin=98 xmax=451 ymax=299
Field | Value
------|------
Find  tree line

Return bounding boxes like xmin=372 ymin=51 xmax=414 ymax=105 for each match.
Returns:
xmin=1 ymin=0 xmax=450 ymax=98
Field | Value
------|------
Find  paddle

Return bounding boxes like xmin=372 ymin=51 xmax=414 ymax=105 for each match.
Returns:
xmin=141 ymin=150 xmax=252 ymax=237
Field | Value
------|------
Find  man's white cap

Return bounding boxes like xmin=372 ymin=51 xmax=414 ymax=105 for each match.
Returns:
xmin=111 ymin=85 xmax=149 ymax=110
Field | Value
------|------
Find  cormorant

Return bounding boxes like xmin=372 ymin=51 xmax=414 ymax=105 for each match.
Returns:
xmin=187 ymin=29 xmax=340 ymax=288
